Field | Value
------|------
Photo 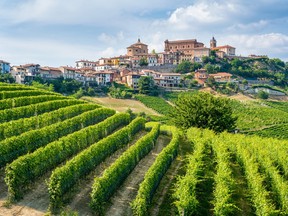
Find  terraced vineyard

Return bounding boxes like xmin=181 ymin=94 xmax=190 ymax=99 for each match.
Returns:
xmin=134 ymin=94 xmax=173 ymax=115
xmin=174 ymin=127 xmax=288 ymax=216
xmin=1 ymin=83 xmax=288 ymax=216
xmin=0 ymin=83 xmax=181 ymax=215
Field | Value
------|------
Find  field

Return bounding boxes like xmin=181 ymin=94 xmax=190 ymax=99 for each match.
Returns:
xmin=173 ymin=127 xmax=288 ymax=215
xmin=134 ymin=94 xmax=173 ymax=116
xmin=82 ymin=96 xmax=161 ymax=116
xmin=0 ymin=83 xmax=288 ymax=216
xmin=0 ymin=83 xmax=181 ymax=215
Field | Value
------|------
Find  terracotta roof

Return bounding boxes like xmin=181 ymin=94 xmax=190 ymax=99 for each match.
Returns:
xmin=75 ymin=60 xmax=98 ymax=64
xmin=60 ymin=66 xmax=77 ymax=71
xmin=166 ymin=39 xmax=197 ymax=43
xmin=40 ymin=67 xmax=61 ymax=72
xmin=21 ymin=63 xmax=40 ymax=68
xmin=94 ymin=71 xmax=114 ymax=74
xmin=212 ymin=45 xmax=235 ymax=49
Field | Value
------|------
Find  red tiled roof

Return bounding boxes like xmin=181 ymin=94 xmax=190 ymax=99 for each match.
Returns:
xmin=166 ymin=39 xmax=197 ymax=43
xmin=60 ymin=66 xmax=77 ymax=70
xmin=212 ymin=45 xmax=235 ymax=49
xmin=21 ymin=63 xmax=40 ymax=68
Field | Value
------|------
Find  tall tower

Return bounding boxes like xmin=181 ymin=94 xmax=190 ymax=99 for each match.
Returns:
xmin=210 ymin=37 xmax=217 ymax=48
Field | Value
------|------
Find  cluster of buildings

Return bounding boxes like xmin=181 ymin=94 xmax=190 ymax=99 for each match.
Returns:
xmin=1 ymin=37 xmax=237 ymax=88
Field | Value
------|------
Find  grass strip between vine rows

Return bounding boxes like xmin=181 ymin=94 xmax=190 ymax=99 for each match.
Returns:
xmin=90 ymin=122 xmax=160 ymax=213
xmin=174 ymin=127 xmax=214 ymax=215
xmin=131 ymin=125 xmax=180 ymax=216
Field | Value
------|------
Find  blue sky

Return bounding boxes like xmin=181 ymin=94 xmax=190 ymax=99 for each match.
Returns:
xmin=0 ymin=0 xmax=287 ymax=67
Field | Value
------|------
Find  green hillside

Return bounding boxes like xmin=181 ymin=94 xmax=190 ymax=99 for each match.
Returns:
xmin=0 ymin=82 xmax=287 ymax=216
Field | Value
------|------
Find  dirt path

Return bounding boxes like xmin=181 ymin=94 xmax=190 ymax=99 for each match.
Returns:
xmin=0 ymin=168 xmax=49 ymax=216
xmin=149 ymin=139 xmax=185 ymax=216
xmin=66 ymin=131 xmax=148 ymax=216
xmin=104 ymin=135 xmax=171 ymax=216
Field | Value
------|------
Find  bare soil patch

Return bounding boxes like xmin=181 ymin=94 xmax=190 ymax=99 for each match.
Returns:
xmin=83 ymin=96 xmax=161 ymax=116
xmin=0 ymin=168 xmax=49 ymax=216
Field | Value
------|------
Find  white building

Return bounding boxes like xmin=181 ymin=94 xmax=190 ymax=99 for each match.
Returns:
xmin=76 ymin=60 xmax=98 ymax=69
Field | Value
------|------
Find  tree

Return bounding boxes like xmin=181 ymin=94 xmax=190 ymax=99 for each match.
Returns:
xmin=87 ymin=87 xmax=96 ymax=96
xmin=190 ymin=62 xmax=202 ymax=72
xmin=138 ymin=76 xmax=155 ymax=95
xmin=170 ymin=92 xmax=237 ymax=133
xmin=175 ymin=61 xmax=192 ymax=74
xmin=257 ymin=90 xmax=269 ymax=99
xmin=31 ymin=81 xmax=54 ymax=92
xmin=139 ymin=58 xmax=148 ymax=67
xmin=206 ymin=76 xmax=217 ymax=89
xmin=72 ymin=88 xmax=84 ymax=99
xmin=0 ymin=73 xmax=15 ymax=83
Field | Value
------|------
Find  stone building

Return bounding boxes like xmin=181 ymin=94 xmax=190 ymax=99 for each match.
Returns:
xmin=163 ymin=39 xmax=209 ymax=64
xmin=210 ymin=37 xmax=236 ymax=57
xmin=126 ymin=39 xmax=148 ymax=57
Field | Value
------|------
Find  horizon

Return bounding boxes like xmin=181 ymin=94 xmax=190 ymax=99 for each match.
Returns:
xmin=0 ymin=0 xmax=288 ymax=67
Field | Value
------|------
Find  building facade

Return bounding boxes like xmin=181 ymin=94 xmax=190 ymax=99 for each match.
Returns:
xmin=127 ymin=39 xmax=148 ymax=57
xmin=0 ymin=60 xmax=11 ymax=73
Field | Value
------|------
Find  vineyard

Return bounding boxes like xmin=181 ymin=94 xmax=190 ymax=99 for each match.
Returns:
xmin=0 ymin=83 xmax=288 ymax=216
xmin=0 ymin=83 xmax=181 ymax=215
xmin=174 ymin=127 xmax=288 ymax=216
xmin=134 ymin=94 xmax=173 ymax=116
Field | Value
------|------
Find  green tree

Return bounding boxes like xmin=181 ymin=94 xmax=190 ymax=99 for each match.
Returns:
xmin=175 ymin=61 xmax=192 ymax=74
xmin=257 ymin=90 xmax=269 ymax=99
xmin=139 ymin=58 xmax=148 ymax=67
xmin=206 ymin=76 xmax=217 ymax=89
xmin=190 ymin=62 xmax=202 ymax=72
xmin=0 ymin=73 xmax=15 ymax=83
xmin=72 ymin=88 xmax=84 ymax=99
xmin=87 ymin=87 xmax=96 ymax=96
xmin=31 ymin=81 xmax=54 ymax=92
xmin=138 ymin=76 xmax=155 ymax=95
xmin=242 ymin=79 xmax=248 ymax=85
xmin=170 ymin=92 xmax=237 ymax=132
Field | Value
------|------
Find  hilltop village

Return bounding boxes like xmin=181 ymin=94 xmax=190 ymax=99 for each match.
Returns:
xmin=0 ymin=37 xmax=287 ymax=96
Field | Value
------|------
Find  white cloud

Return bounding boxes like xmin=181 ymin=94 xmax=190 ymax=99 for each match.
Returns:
xmin=0 ymin=36 xmax=98 ymax=66
xmin=165 ymin=1 xmax=241 ymax=30
xmin=98 ymin=47 xmax=126 ymax=58
xmin=228 ymin=20 xmax=269 ymax=32
xmin=97 ymin=32 xmax=125 ymax=46
xmin=0 ymin=0 xmax=177 ymax=25
xmin=221 ymin=33 xmax=288 ymax=59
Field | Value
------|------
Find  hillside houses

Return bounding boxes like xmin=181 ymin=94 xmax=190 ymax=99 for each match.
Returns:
xmin=4 ymin=36 xmax=240 ymax=89
xmin=0 ymin=60 xmax=11 ymax=73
